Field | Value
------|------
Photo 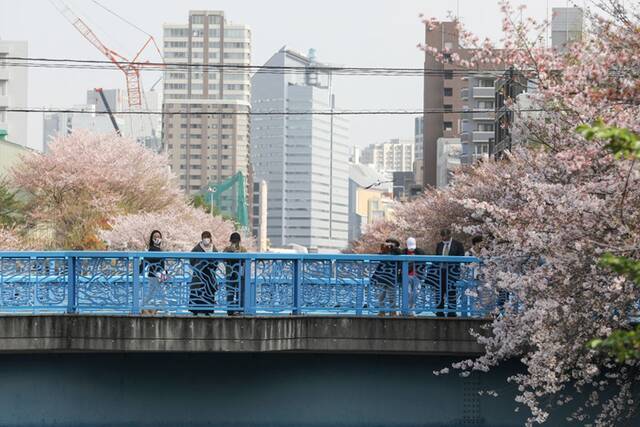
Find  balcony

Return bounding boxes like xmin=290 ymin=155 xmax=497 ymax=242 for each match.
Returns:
xmin=472 ymin=131 xmax=494 ymax=142
xmin=472 ymin=109 xmax=494 ymax=120
xmin=472 ymin=86 xmax=495 ymax=98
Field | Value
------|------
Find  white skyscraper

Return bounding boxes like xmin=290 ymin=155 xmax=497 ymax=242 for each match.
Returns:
xmin=360 ymin=138 xmax=415 ymax=177
xmin=163 ymin=11 xmax=251 ymax=200
xmin=251 ymin=47 xmax=350 ymax=251
xmin=0 ymin=40 xmax=28 ymax=147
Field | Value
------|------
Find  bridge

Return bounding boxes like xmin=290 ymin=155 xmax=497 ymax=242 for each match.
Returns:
xmin=0 ymin=251 xmax=487 ymax=316
xmin=1 ymin=251 xmax=612 ymax=426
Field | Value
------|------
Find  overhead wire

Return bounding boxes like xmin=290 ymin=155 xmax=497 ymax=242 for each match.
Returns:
xmin=3 ymin=107 xmax=552 ymax=116
xmin=1 ymin=56 xmax=530 ymax=77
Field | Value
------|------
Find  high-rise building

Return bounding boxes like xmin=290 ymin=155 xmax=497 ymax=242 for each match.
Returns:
xmin=490 ymin=7 xmax=583 ymax=157
xmin=422 ymin=21 xmax=502 ymax=187
xmin=422 ymin=21 xmax=466 ymax=188
xmin=251 ymin=47 xmax=350 ymax=251
xmin=460 ymin=74 xmax=496 ymax=163
xmin=552 ymin=7 xmax=584 ymax=52
xmin=360 ymin=138 xmax=414 ymax=177
xmin=413 ymin=116 xmax=424 ymax=186
xmin=414 ymin=117 xmax=423 ymax=161
xmin=162 ymin=10 xmax=251 ymax=208
xmin=0 ymin=40 xmax=28 ymax=147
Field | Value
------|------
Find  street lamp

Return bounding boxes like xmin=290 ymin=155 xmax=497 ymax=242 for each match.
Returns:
xmin=207 ymin=186 xmax=216 ymax=216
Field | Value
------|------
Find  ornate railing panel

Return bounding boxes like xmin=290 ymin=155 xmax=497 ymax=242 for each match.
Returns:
xmin=0 ymin=252 xmax=491 ymax=317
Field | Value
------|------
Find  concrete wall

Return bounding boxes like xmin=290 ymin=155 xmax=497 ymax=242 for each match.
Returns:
xmin=0 ymin=316 xmax=634 ymax=426
xmin=0 ymin=352 xmax=534 ymax=427
xmin=0 ymin=315 xmax=486 ymax=355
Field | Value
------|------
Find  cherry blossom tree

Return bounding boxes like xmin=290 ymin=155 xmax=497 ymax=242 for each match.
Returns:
xmin=10 ymin=131 xmax=184 ymax=249
xmin=100 ymin=203 xmax=253 ymax=251
xmin=355 ymin=1 xmax=640 ymax=424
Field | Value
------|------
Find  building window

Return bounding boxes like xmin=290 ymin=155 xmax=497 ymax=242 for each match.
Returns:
xmin=478 ymin=79 xmax=494 ymax=88
xmin=443 ymin=121 xmax=453 ymax=131
xmin=444 ymin=70 xmax=453 ymax=80
xmin=443 ymin=104 xmax=452 ymax=112
xmin=478 ymin=123 xmax=495 ymax=132
xmin=477 ymin=100 xmax=494 ymax=109
xmin=224 ymin=29 xmax=247 ymax=38
xmin=191 ymin=15 xmax=204 ymax=24
xmin=164 ymin=28 xmax=189 ymax=38
xmin=208 ymin=15 xmax=221 ymax=24
xmin=0 ymin=108 xmax=6 ymax=123
xmin=443 ymin=87 xmax=453 ymax=97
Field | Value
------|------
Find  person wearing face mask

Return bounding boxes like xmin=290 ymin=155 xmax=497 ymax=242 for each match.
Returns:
xmin=141 ymin=230 xmax=165 ymax=315
xmin=189 ymin=231 xmax=219 ymax=316
xmin=224 ymin=232 xmax=247 ymax=316
xmin=403 ymin=237 xmax=425 ymax=316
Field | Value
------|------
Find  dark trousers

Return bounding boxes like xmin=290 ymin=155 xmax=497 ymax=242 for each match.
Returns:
xmin=436 ymin=265 xmax=459 ymax=317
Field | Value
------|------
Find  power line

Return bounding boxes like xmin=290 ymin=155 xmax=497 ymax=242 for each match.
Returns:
xmin=90 ymin=0 xmax=153 ymax=38
xmin=1 ymin=56 xmax=523 ymax=76
xmin=4 ymin=107 xmax=551 ymax=116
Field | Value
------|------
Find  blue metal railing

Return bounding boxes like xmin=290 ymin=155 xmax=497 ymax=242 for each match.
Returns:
xmin=0 ymin=251 xmax=494 ymax=317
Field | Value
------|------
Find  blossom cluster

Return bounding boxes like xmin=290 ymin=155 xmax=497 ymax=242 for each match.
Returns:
xmin=358 ymin=1 xmax=640 ymax=424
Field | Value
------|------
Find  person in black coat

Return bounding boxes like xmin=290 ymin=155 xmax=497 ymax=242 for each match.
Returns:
xmin=141 ymin=230 xmax=165 ymax=315
xmin=189 ymin=231 xmax=218 ymax=316
xmin=372 ymin=238 xmax=402 ymax=316
xmin=435 ymin=228 xmax=465 ymax=317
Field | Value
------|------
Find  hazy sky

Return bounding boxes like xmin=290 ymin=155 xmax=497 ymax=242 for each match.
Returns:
xmin=0 ymin=0 xmax=580 ymax=150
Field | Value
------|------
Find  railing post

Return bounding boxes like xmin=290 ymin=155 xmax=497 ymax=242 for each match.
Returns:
xmin=242 ymin=257 xmax=255 ymax=315
xmin=66 ymin=255 xmax=77 ymax=314
xmin=355 ymin=261 xmax=364 ymax=316
xmin=292 ymin=258 xmax=302 ymax=315
xmin=401 ymin=260 xmax=409 ymax=316
xmin=132 ymin=256 xmax=141 ymax=315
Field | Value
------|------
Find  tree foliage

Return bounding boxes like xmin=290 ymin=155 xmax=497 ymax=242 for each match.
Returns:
xmin=354 ymin=1 xmax=640 ymax=424
xmin=4 ymin=131 xmax=240 ymax=250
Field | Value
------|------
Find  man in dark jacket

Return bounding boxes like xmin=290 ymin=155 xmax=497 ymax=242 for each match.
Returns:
xmin=435 ymin=228 xmax=465 ymax=317
xmin=189 ymin=231 xmax=218 ymax=316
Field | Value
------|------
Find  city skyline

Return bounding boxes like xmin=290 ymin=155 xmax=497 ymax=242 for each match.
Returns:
xmin=0 ymin=0 xmax=576 ymax=150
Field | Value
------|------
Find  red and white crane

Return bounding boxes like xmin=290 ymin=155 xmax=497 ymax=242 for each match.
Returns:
xmin=50 ymin=0 xmax=163 ymax=109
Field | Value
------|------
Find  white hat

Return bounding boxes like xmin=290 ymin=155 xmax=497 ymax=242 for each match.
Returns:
xmin=406 ymin=237 xmax=417 ymax=250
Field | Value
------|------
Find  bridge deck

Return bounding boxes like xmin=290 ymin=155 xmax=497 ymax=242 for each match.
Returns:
xmin=0 ymin=315 xmax=488 ymax=355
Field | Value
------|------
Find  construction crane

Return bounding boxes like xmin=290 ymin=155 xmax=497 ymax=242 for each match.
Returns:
xmin=50 ymin=0 xmax=163 ymax=109
xmin=94 ymin=88 xmax=121 ymax=136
